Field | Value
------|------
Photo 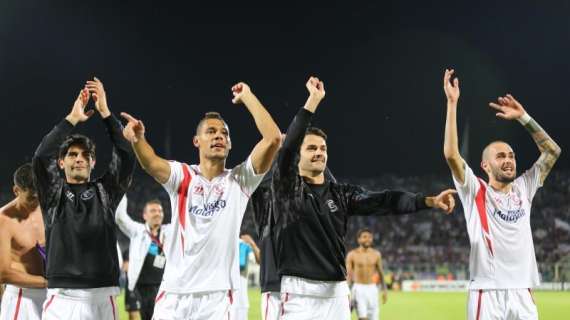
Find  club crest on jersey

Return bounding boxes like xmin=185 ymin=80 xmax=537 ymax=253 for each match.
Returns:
xmin=213 ymin=184 xmax=224 ymax=196
xmin=326 ymin=199 xmax=338 ymax=212
xmin=81 ymin=189 xmax=96 ymax=201
xmin=493 ymin=208 xmax=526 ymax=223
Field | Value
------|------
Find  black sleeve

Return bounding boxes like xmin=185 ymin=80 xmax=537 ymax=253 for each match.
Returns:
xmin=275 ymin=108 xmax=313 ymax=188
xmin=344 ymin=184 xmax=429 ymax=216
xmin=100 ymin=114 xmax=136 ymax=208
xmin=32 ymin=119 xmax=74 ymax=208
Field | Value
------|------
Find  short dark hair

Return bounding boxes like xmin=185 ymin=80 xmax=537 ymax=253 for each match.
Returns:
xmin=14 ymin=163 xmax=36 ymax=192
xmin=144 ymin=199 xmax=162 ymax=208
xmin=195 ymin=112 xmax=228 ymax=135
xmin=356 ymin=228 xmax=373 ymax=240
xmin=305 ymin=127 xmax=327 ymax=141
xmin=58 ymin=134 xmax=96 ymax=160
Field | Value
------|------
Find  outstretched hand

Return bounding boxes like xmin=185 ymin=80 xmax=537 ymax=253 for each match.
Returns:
xmin=443 ymin=69 xmax=460 ymax=104
xmin=489 ymin=94 xmax=526 ymax=121
xmin=66 ymin=88 xmax=94 ymax=125
xmin=430 ymin=189 xmax=457 ymax=214
xmin=120 ymin=112 xmax=146 ymax=143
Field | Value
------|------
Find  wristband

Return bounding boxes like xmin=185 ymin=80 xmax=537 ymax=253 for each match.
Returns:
xmin=517 ymin=113 xmax=531 ymax=125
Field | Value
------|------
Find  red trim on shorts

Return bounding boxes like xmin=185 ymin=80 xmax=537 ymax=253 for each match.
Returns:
xmin=264 ymin=293 xmax=270 ymax=320
xmin=43 ymin=295 xmax=55 ymax=312
xmin=177 ymin=164 xmax=192 ymax=253
xmin=155 ymin=290 xmax=166 ymax=303
xmin=228 ymin=290 xmax=234 ymax=305
xmin=475 ymin=179 xmax=494 ymax=256
xmin=528 ymin=288 xmax=536 ymax=305
xmin=110 ymin=296 xmax=116 ymax=320
xmin=475 ymin=289 xmax=483 ymax=320
xmin=12 ymin=288 xmax=23 ymax=320
xmin=280 ymin=293 xmax=289 ymax=317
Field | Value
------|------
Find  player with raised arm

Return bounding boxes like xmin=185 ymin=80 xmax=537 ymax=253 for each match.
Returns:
xmin=272 ymin=76 xmax=456 ymax=319
xmin=443 ymin=69 xmax=561 ymax=320
xmin=33 ymin=78 xmax=135 ymax=319
xmin=121 ymin=82 xmax=281 ymax=319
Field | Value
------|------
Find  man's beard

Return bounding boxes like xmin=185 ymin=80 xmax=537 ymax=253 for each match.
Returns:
xmin=493 ymin=167 xmax=516 ymax=183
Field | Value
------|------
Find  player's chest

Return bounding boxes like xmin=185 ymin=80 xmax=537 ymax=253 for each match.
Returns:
xmin=486 ymin=191 xmax=529 ymax=224
xmin=186 ymin=179 xmax=235 ymax=218
xmin=354 ymin=255 xmax=376 ymax=268
xmin=11 ymin=219 xmax=44 ymax=253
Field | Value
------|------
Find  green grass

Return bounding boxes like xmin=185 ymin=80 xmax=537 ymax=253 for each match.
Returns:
xmin=117 ymin=289 xmax=570 ymax=319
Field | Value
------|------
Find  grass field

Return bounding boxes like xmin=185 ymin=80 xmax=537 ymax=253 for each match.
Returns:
xmin=117 ymin=289 xmax=570 ymax=319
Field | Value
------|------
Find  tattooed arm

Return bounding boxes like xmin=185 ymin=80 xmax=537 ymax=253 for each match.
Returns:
xmin=489 ymin=94 xmax=561 ymax=184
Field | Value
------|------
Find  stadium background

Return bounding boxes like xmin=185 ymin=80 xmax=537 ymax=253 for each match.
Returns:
xmin=0 ymin=1 xmax=569 ymax=319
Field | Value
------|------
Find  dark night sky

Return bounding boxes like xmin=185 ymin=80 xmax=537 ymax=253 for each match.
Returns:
xmin=1 ymin=1 xmax=569 ymax=188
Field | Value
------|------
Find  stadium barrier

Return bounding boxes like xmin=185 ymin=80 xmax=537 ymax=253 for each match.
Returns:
xmin=402 ymin=280 xmax=570 ymax=292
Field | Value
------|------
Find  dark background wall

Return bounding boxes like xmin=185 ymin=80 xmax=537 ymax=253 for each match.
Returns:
xmin=1 ymin=1 xmax=568 ymax=188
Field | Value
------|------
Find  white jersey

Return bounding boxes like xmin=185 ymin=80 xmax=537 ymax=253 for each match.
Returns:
xmin=161 ymin=157 xmax=264 ymax=293
xmin=453 ymin=162 xmax=542 ymax=289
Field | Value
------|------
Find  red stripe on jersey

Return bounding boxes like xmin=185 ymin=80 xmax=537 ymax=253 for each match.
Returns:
xmin=475 ymin=179 xmax=494 ymax=256
xmin=177 ymin=164 xmax=192 ymax=254
xmin=12 ymin=288 xmax=23 ymax=320
xmin=475 ymin=289 xmax=483 ymax=320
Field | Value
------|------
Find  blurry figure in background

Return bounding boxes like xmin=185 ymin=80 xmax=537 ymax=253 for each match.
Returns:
xmin=346 ymin=228 xmax=387 ymax=320
xmin=231 ymin=234 xmax=260 ymax=320
xmin=0 ymin=163 xmax=47 ymax=320
xmin=115 ymin=196 xmax=171 ymax=320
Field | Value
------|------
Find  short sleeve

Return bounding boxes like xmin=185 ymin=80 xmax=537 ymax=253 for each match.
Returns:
xmin=517 ymin=163 xmax=542 ymax=202
xmin=231 ymin=156 xmax=265 ymax=197
xmin=161 ymin=161 xmax=185 ymax=195
xmin=452 ymin=161 xmax=481 ymax=220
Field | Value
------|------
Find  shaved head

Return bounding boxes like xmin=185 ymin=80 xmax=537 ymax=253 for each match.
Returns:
xmin=481 ymin=140 xmax=517 ymax=183
xmin=482 ymin=141 xmax=512 ymax=161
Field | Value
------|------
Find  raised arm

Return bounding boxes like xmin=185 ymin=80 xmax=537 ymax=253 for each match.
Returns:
xmin=33 ymin=89 xmax=92 ymax=206
xmin=347 ymin=185 xmax=456 ymax=216
xmin=231 ymin=82 xmax=281 ymax=174
xmin=443 ymin=69 xmax=466 ymax=183
xmin=277 ymin=77 xmax=326 ymax=177
xmin=489 ymin=94 xmax=561 ymax=184
xmin=0 ymin=223 xmax=47 ymax=288
xmin=115 ymin=195 xmax=140 ymax=238
xmin=86 ymin=78 xmax=135 ymax=203
xmin=121 ymin=112 xmax=171 ymax=184
xmin=376 ymin=251 xmax=388 ymax=304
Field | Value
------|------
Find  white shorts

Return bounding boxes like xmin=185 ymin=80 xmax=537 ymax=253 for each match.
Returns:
xmin=467 ymin=288 xmax=538 ymax=320
xmin=152 ymin=289 xmax=233 ymax=320
xmin=279 ymin=292 xmax=351 ymax=320
xmin=351 ymin=283 xmax=379 ymax=320
xmin=260 ymin=291 xmax=280 ymax=320
xmin=42 ymin=287 xmax=120 ymax=320
xmin=230 ymin=276 xmax=249 ymax=320
xmin=0 ymin=285 xmax=46 ymax=320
